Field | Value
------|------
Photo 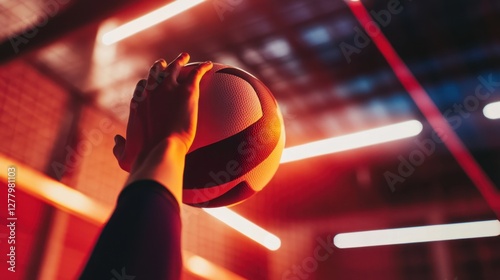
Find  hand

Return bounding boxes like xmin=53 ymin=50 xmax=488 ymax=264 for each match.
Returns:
xmin=113 ymin=53 xmax=213 ymax=172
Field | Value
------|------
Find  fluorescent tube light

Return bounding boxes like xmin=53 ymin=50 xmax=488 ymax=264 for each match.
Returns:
xmin=203 ymin=207 xmax=281 ymax=251
xmin=102 ymin=0 xmax=205 ymax=45
xmin=280 ymin=120 xmax=423 ymax=163
xmin=483 ymin=101 xmax=500 ymax=120
xmin=334 ymin=220 xmax=500 ymax=248
xmin=185 ymin=254 xmax=246 ymax=280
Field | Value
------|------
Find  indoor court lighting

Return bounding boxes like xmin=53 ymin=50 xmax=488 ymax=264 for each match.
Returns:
xmin=334 ymin=220 xmax=500 ymax=248
xmin=0 ymin=156 xmax=111 ymax=225
xmin=185 ymin=254 xmax=246 ymax=280
xmin=203 ymin=207 xmax=281 ymax=251
xmin=280 ymin=120 xmax=423 ymax=163
xmin=186 ymin=255 xmax=217 ymax=278
xmin=483 ymin=101 xmax=500 ymax=120
xmin=102 ymin=0 xmax=205 ymax=45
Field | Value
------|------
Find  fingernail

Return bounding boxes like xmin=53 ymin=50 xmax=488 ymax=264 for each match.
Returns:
xmin=153 ymin=59 xmax=166 ymax=70
xmin=204 ymin=61 xmax=212 ymax=65
xmin=155 ymin=61 xmax=163 ymax=71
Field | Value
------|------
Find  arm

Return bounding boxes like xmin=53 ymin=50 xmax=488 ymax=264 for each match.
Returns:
xmin=79 ymin=54 xmax=212 ymax=279
xmin=79 ymin=179 xmax=182 ymax=280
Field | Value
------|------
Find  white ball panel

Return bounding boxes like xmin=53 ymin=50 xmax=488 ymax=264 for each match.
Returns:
xmin=189 ymin=64 xmax=263 ymax=152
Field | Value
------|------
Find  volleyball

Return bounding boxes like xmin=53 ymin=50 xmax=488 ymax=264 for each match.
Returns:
xmin=179 ymin=62 xmax=285 ymax=207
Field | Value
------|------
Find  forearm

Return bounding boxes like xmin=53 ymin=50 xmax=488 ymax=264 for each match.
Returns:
xmin=80 ymin=180 xmax=182 ymax=279
xmin=126 ymin=137 xmax=187 ymax=204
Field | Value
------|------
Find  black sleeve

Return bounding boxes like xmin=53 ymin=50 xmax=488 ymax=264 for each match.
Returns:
xmin=79 ymin=180 xmax=182 ymax=280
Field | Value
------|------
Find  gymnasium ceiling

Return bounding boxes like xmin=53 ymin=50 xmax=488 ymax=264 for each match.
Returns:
xmin=1 ymin=0 xmax=500 ymax=278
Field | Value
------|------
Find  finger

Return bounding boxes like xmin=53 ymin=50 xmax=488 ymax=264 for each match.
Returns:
xmin=146 ymin=59 xmax=167 ymax=91
xmin=168 ymin=52 xmax=190 ymax=83
xmin=112 ymin=134 xmax=126 ymax=162
xmin=131 ymin=79 xmax=147 ymax=110
xmin=185 ymin=61 xmax=213 ymax=91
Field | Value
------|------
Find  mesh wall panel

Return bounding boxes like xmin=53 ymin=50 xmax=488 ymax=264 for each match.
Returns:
xmin=71 ymin=105 xmax=128 ymax=206
xmin=0 ymin=60 xmax=69 ymax=172
xmin=0 ymin=59 xmax=70 ymax=280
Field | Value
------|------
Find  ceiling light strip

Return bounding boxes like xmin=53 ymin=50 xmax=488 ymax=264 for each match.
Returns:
xmin=483 ymin=101 xmax=500 ymax=119
xmin=203 ymin=207 xmax=281 ymax=251
xmin=280 ymin=120 xmax=423 ymax=163
xmin=102 ymin=0 xmax=205 ymax=45
xmin=0 ymin=155 xmax=111 ymax=225
xmin=334 ymin=220 xmax=500 ymax=248
xmin=184 ymin=252 xmax=247 ymax=280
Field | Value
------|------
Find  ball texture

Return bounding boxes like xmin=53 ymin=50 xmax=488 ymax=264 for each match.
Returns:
xmin=178 ymin=62 xmax=285 ymax=207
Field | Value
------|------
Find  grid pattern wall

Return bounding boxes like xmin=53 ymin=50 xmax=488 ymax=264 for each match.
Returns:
xmin=0 ymin=0 xmax=46 ymax=41
xmin=268 ymin=225 xmax=316 ymax=280
xmin=59 ymin=213 xmax=102 ymax=280
xmin=0 ymin=181 xmax=49 ymax=280
xmin=0 ymin=59 xmax=70 ymax=280
xmin=53 ymin=105 xmax=128 ymax=279
xmin=0 ymin=59 xmax=69 ymax=172
xmin=182 ymin=206 xmax=270 ymax=279
xmin=72 ymin=105 xmax=128 ymax=206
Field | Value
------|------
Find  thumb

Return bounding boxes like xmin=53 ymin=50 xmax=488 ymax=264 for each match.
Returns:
xmin=113 ymin=134 xmax=126 ymax=162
